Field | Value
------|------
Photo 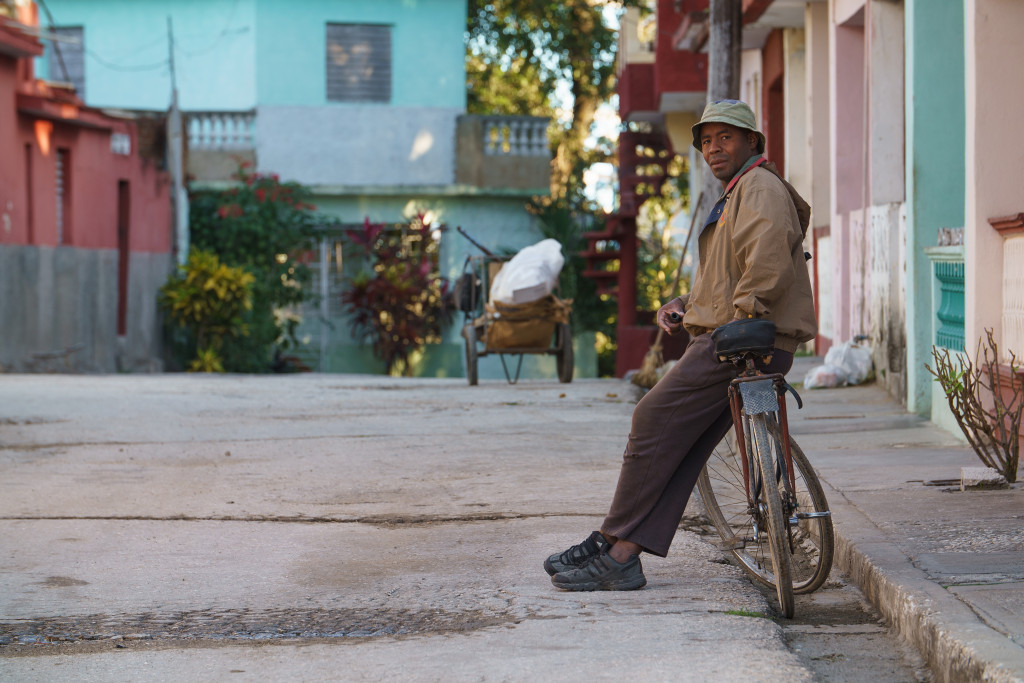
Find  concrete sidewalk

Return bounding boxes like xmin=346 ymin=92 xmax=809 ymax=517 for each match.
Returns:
xmin=785 ymin=357 xmax=1024 ymax=682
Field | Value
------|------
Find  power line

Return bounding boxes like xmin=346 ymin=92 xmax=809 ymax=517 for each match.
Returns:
xmin=86 ymin=49 xmax=168 ymax=73
xmin=34 ymin=0 xmax=244 ymax=75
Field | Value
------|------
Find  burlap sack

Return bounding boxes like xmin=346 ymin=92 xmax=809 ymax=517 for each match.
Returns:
xmin=483 ymin=295 xmax=572 ymax=350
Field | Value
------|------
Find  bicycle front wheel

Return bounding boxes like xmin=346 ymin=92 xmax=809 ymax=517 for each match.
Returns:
xmin=751 ymin=414 xmax=794 ymax=617
xmin=698 ymin=419 xmax=834 ymax=595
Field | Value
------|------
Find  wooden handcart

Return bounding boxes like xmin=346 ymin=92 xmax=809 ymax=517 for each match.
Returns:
xmin=455 ymin=229 xmax=574 ymax=386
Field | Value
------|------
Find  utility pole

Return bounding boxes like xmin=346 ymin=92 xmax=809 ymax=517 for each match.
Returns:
xmin=698 ymin=0 xmax=743 ymax=221
xmin=166 ymin=16 xmax=188 ymax=266
xmin=707 ymin=0 xmax=742 ymax=101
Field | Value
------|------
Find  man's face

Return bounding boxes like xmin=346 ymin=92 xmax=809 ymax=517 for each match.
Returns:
xmin=700 ymin=122 xmax=759 ymax=183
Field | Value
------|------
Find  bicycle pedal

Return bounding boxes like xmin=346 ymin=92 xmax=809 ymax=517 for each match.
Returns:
xmin=718 ymin=536 xmax=747 ymax=550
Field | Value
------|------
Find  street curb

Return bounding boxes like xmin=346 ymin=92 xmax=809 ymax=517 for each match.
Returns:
xmin=824 ymin=483 xmax=1024 ymax=683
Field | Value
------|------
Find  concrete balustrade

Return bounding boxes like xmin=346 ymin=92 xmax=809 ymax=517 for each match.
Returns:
xmin=184 ymin=110 xmax=257 ymax=181
xmin=456 ymin=115 xmax=551 ymax=191
xmin=186 ymin=110 xmax=256 ymax=150
xmin=481 ymin=116 xmax=549 ymax=157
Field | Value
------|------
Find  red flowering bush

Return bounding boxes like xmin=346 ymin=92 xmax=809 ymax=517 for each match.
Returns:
xmin=341 ymin=217 xmax=451 ymax=376
xmin=181 ymin=163 xmax=319 ymax=372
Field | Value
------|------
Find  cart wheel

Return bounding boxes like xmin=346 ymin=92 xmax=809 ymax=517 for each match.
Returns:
xmin=463 ymin=324 xmax=479 ymax=386
xmin=556 ymin=323 xmax=574 ymax=383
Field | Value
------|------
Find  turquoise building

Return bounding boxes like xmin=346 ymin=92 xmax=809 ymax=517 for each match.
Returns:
xmin=37 ymin=0 xmax=593 ymax=379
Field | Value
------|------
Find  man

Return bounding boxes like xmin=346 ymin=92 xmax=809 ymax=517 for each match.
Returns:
xmin=545 ymin=99 xmax=816 ymax=591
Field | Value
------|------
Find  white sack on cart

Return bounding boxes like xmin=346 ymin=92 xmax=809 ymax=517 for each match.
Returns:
xmin=490 ymin=239 xmax=565 ymax=304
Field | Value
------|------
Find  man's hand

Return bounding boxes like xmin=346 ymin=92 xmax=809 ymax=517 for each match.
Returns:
xmin=657 ymin=298 xmax=687 ymax=336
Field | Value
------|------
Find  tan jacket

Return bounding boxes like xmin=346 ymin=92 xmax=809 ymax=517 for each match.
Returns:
xmin=682 ymin=161 xmax=817 ymax=353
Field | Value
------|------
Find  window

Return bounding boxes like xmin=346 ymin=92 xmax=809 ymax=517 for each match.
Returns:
xmin=48 ymin=26 xmax=85 ymax=98
xmin=326 ymin=23 xmax=391 ymax=103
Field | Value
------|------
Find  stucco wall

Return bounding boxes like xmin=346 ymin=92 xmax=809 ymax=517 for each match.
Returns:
xmin=37 ymin=0 xmax=467 ymax=111
xmin=0 ymin=245 xmax=171 ymax=372
xmin=827 ymin=1 xmax=908 ymax=405
xmin=904 ymin=0 xmax=966 ymax=415
xmin=254 ymin=0 xmax=466 ymax=109
xmin=804 ymin=3 xmax=831 ymax=233
xmin=867 ymin=1 xmax=906 ymax=400
xmin=256 ymin=105 xmax=459 ymax=187
xmin=782 ymin=29 xmax=808 ymax=202
xmin=965 ymin=0 xmax=1024 ymax=355
xmin=37 ymin=0 xmax=258 ymax=110
xmin=0 ymin=54 xmax=26 ymax=243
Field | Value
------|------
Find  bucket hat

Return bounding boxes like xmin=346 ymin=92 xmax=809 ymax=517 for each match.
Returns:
xmin=691 ymin=99 xmax=766 ymax=154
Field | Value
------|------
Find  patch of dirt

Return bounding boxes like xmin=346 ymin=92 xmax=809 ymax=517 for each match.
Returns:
xmin=0 ymin=605 xmax=512 ymax=654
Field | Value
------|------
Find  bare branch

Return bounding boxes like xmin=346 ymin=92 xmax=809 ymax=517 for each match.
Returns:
xmin=928 ymin=330 xmax=1021 ymax=482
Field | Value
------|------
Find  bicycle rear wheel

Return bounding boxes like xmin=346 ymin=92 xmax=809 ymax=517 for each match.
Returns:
xmin=697 ymin=419 xmax=834 ymax=595
xmin=750 ymin=414 xmax=794 ymax=617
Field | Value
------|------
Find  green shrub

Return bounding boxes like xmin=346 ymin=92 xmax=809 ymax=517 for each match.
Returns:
xmin=159 ymin=249 xmax=255 ymax=372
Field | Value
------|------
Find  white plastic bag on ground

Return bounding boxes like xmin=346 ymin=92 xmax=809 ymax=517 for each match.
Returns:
xmin=825 ymin=339 xmax=873 ymax=385
xmin=803 ymin=364 xmax=849 ymax=389
xmin=490 ymin=239 xmax=565 ymax=304
xmin=802 ymin=339 xmax=874 ymax=389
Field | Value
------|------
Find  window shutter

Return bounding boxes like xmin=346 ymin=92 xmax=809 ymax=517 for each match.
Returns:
xmin=49 ymin=26 xmax=85 ymax=98
xmin=326 ymin=23 xmax=391 ymax=103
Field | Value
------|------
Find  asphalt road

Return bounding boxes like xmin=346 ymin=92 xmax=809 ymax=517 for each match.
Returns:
xmin=0 ymin=374 xmax=927 ymax=681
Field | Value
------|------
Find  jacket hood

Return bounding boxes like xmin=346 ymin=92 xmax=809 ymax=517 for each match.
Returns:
xmin=759 ymin=161 xmax=811 ymax=239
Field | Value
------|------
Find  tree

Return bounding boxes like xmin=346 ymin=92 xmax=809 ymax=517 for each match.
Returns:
xmin=467 ymin=0 xmax=643 ymax=206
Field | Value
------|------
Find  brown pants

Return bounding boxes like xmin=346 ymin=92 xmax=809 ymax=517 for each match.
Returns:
xmin=601 ymin=333 xmax=794 ymax=557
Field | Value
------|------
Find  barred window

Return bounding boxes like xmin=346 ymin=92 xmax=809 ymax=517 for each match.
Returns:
xmin=326 ymin=23 xmax=391 ymax=103
xmin=48 ymin=26 xmax=85 ymax=98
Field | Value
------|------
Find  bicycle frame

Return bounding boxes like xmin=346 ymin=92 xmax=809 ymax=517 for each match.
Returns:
xmin=727 ymin=364 xmax=797 ymax=512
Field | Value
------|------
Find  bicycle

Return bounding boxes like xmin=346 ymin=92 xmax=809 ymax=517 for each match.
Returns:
xmin=694 ymin=319 xmax=834 ymax=619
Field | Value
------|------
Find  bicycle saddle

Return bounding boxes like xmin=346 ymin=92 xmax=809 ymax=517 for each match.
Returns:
xmin=711 ymin=318 xmax=776 ymax=358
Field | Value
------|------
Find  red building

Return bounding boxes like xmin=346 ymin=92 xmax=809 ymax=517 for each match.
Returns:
xmin=0 ymin=3 xmax=172 ymax=372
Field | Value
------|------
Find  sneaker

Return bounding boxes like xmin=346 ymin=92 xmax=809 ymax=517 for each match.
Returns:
xmin=544 ymin=531 xmax=612 ymax=576
xmin=551 ymin=552 xmax=647 ymax=591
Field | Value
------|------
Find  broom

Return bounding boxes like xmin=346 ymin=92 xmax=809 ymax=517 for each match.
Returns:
xmin=631 ymin=192 xmax=704 ymax=389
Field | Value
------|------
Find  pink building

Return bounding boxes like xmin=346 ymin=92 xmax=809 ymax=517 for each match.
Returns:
xmin=0 ymin=2 xmax=172 ymax=372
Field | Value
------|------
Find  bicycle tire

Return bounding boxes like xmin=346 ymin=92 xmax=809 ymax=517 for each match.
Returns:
xmin=751 ymin=414 xmax=794 ymax=618
xmin=697 ymin=420 xmax=834 ymax=595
